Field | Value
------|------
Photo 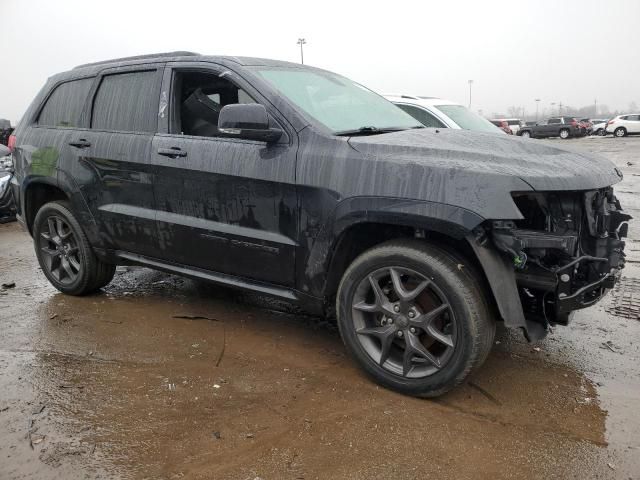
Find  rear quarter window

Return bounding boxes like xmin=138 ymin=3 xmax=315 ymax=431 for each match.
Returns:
xmin=37 ymin=78 xmax=94 ymax=128
xmin=91 ymin=70 xmax=160 ymax=133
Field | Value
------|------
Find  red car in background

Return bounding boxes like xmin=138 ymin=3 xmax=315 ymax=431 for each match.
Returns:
xmin=490 ymin=120 xmax=513 ymax=134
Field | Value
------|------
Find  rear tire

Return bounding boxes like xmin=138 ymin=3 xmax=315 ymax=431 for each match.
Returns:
xmin=33 ymin=200 xmax=115 ymax=295
xmin=559 ymin=128 xmax=570 ymax=139
xmin=337 ymin=239 xmax=495 ymax=397
xmin=614 ymin=127 xmax=627 ymax=138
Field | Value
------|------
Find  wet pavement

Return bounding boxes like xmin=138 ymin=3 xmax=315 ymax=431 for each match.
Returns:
xmin=1 ymin=136 xmax=639 ymax=479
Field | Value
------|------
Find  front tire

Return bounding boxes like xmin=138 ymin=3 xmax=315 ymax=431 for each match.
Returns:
xmin=337 ymin=240 xmax=495 ymax=397
xmin=33 ymin=200 xmax=115 ymax=295
xmin=559 ymin=128 xmax=570 ymax=139
xmin=614 ymin=127 xmax=627 ymax=137
xmin=520 ymin=130 xmax=531 ymax=139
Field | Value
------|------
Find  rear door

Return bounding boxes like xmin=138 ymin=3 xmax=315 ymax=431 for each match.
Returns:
xmin=70 ymin=65 xmax=164 ymax=257
xmin=24 ymin=76 xmax=95 ymax=195
xmin=150 ymin=62 xmax=299 ymax=286
xmin=545 ymin=118 xmax=561 ymax=136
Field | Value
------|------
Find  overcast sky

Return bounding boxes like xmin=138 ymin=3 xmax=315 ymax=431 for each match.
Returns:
xmin=1 ymin=0 xmax=639 ymax=123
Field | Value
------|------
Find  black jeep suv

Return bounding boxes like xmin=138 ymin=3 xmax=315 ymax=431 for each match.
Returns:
xmin=10 ymin=52 xmax=630 ymax=397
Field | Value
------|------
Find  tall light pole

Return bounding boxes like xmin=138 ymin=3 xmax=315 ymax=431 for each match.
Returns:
xmin=558 ymin=102 xmax=563 ymax=116
xmin=468 ymin=80 xmax=473 ymax=108
xmin=297 ymin=38 xmax=307 ymax=64
xmin=535 ymin=98 xmax=541 ymax=121
xmin=594 ymin=99 xmax=597 ymax=117
xmin=551 ymin=102 xmax=556 ymax=116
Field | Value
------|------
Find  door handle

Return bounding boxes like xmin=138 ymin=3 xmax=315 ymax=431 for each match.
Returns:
xmin=69 ymin=139 xmax=91 ymax=148
xmin=157 ymin=147 xmax=187 ymax=158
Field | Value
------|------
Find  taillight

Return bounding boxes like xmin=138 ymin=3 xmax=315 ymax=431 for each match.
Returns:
xmin=7 ymin=134 xmax=16 ymax=152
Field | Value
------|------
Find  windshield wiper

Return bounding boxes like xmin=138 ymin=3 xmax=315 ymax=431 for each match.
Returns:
xmin=334 ymin=126 xmax=421 ymax=136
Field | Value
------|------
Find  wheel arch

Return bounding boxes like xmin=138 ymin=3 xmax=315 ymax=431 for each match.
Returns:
xmin=23 ymin=178 xmax=69 ymax=234
xmin=23 ymin=175 xmax=103 ymax=248
xmin=305 ymin=197 xmax=486 ymax=301
xmin=306 ymin=198 xmax=541 ymax=341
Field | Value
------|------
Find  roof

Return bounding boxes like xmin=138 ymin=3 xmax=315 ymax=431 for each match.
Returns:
xmin=70 ymin=51 xmax=306 ymax=76
xmin=384 ymin=95 xmax=462 ymax=107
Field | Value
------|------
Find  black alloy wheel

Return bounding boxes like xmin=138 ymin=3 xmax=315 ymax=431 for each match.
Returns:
xmin=33 ymin=201 xmax=115 ymax=295
xmin=337 ymin=240 xmax=495 ymax=397
xmin=38 ymin=215 xmax=82 ymax=285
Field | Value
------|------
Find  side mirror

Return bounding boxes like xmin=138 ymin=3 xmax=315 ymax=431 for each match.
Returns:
xmin=218 ymin=104 xmax=282 ymax=143
xmin=0 ymin=144 xmax=10 ymax=157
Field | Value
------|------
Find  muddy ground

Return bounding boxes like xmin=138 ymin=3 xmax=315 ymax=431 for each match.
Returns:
xmin=1 ymin=136 xmax=639 ymax=480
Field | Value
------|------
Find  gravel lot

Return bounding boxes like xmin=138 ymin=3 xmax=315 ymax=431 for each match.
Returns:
xmin=1 ymin=136 xmax=639 ymax=480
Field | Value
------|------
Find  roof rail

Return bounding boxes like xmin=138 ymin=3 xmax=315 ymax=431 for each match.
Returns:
xmin=400 ymin=95 xmax=420 ymax=100
xmin=74 ymin=51 xmax=200 ymax=69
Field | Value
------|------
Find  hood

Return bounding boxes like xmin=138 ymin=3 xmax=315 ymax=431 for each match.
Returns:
xmin=348 ymin=128 xmax=622 ymax=191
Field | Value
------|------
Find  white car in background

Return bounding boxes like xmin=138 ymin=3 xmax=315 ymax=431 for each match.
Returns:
xmin=384 ymin=95 xmax=504 ymax=134
xmin=589 ymin=119 xmax=609 ymax=136
xmin=605 ymin=114 xmax=640 ymax=137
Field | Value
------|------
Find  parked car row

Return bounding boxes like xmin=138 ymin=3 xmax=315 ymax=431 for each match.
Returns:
xmin=514 ymin=114 xmax=640 ymax=139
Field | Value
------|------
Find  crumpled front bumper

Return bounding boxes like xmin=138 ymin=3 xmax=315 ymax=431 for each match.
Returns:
xmin=471 ymin=187 xmax=631 ymax=341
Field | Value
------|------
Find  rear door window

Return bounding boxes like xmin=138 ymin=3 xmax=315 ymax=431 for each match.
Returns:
xmin=38 ymin=78 xmax=94 ymax=128
xmin=91 ymin=70 xmax=160 ymax=133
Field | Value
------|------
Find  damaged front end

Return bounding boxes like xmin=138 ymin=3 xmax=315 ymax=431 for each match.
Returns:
xmin=486 ymin=187 xmax=631 ymax=336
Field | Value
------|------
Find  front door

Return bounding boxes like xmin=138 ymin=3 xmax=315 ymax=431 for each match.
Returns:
xmin=150 ymin=63 xmax=298 ymax=286
xmin=626 ymin=115 xmax=640 ymax=133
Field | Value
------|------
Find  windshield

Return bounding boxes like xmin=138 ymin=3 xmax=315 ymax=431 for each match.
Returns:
xmin=255 ymin=68 xmax=422 ymax=134
xmin=435 ymin=105 xmax=503 ymax=134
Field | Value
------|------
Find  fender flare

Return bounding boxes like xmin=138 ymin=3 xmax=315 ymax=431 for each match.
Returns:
xmin=21 ymin=175 xmax=63 ymax=233
xmin=466 ymin=234 xmax=547 ymax=342
xmin=23 ymin=172 xmax=103 ymax=248
xmin=301 ymin=196 xmax=485 ymax=297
